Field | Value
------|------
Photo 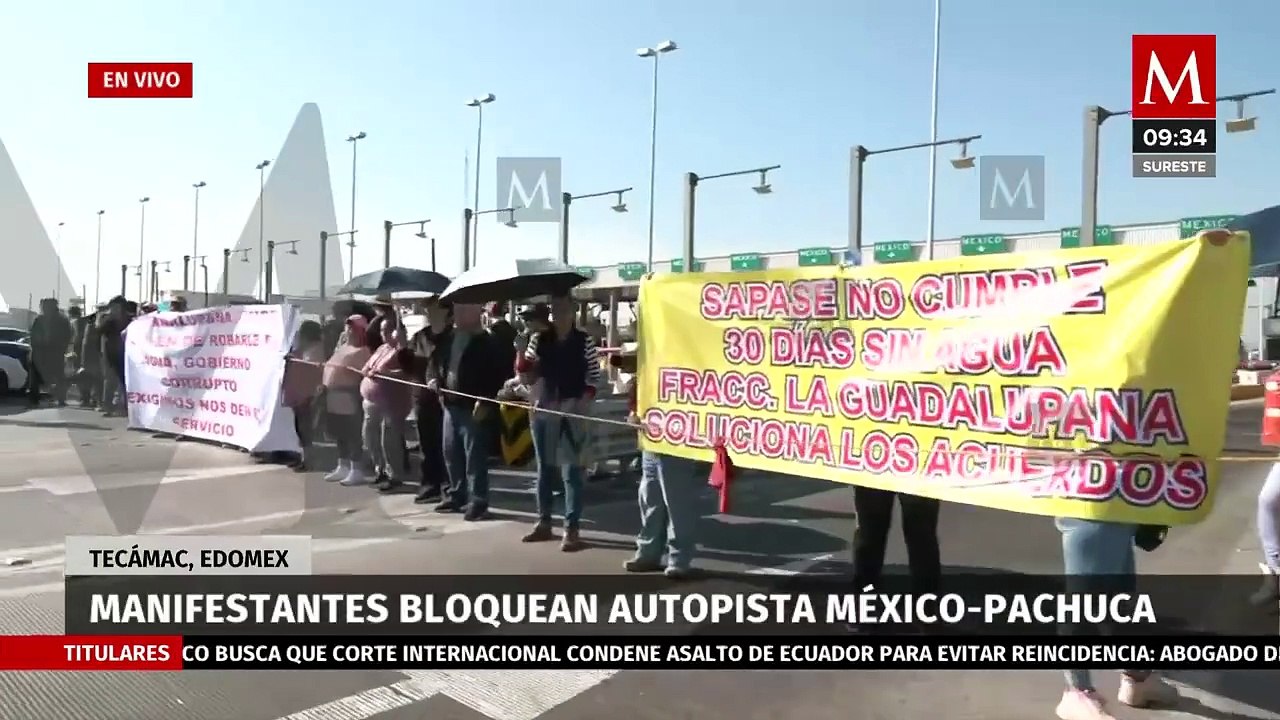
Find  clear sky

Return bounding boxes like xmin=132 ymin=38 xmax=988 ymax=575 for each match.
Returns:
xmin=0 ymin=0 xmax=1275 ymax=307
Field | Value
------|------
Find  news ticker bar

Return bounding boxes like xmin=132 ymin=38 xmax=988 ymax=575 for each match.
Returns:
xmin=7 ymin=636 xmax=1280 ymax=671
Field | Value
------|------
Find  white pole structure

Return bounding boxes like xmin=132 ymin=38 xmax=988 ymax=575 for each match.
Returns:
xmin=924 ymin=0 xmax=942 ymax=261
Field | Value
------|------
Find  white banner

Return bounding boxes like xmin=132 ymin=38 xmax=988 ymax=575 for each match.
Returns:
xmin=124 ymin=305 xmax=302 ymax=453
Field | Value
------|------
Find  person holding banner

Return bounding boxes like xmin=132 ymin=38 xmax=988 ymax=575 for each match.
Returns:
xmin=849 ymin=487 xmax=942 ymax=605
xmin=283 ymin=321 xmax=325 ymax=470
xmin=27 ymin=298 xmax=73 ymax=407
xmin=1054 ymin=518 xmax=1178 ymax=719
xmin=1254 ymin=467 xmax=1280 ymax=606
xmin=324 ymin=315 xmax=372 ymax=485
xmin=359 ymin=313 xmax=412 ymax=490
xmin=518 ymin=294 xmax=602 ymax=552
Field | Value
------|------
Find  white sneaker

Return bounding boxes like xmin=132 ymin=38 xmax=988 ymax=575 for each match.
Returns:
xmin=325 ymin=460 xmax=350 ymax=482
xmin=340 ymin=466 xmax=369 ymax=486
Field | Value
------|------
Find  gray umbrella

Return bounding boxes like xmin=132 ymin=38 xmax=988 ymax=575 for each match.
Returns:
xmin=337 ymin=266 xmax=451 ymax=296
xmin=440 ymin=258 xmax=589 ymax=304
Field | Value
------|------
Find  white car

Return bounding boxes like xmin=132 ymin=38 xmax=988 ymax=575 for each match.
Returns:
xmin=0 ymin=341 xmax=29 ymax=393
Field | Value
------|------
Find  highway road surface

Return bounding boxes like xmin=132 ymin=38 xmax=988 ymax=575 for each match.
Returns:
xmin=0 ymin=398 xmax=1277 ymax=720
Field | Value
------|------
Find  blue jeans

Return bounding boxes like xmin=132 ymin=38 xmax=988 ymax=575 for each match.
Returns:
xmin=530 ymin=413 xmax=584 ymax=530
xmin=1056 ymin=517 xmax=1150 ymax=690
xmin=1259 ymin=463 xmax=1280 ymax=570
xmin=634 ymin=452 xmax=700 ymax=570
xmin=443 ymin=404 xmax=489 ymax=506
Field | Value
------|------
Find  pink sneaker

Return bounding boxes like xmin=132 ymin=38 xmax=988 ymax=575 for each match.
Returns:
xmin=1118 ymin=675 xmax=1179 ymax=708
xmin=1056 ymin=690 xmax=1116 ymax=720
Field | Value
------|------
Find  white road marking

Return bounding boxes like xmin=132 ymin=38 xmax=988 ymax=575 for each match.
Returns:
xmin=0 ymin=464 xmax=278 ymax=495
xmin=1163 ymin=679 xmax=1280 ymax=720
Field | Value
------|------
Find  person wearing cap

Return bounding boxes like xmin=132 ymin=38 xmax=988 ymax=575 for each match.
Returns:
xmin=28 ymin=297 xmax=73 ymax=407
xmin=359 ymin=299 xmax=413 ymax=489
xmin=518 ymin=294 xmax=602 ymax=551
xmin=425 ymin=301 xmax=507 ymax=520
xmin=408 ymin=298 xmax=453 ymax=503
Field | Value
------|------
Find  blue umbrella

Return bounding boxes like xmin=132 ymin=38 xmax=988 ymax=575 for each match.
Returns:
xmin=337 ymin=266 xmax=451 ymax=296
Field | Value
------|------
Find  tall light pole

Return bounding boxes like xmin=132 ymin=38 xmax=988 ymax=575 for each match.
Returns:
xmin=192 ymin=181 xmax=206 ymax=288
xmin=560 ymin=188 xmax=632 ymax=264
xmin=255 ymin=160 xmax=270 ymax=298
xmin=94 ymin=210 xmax=104 ymax=306
xmin=637 ymin=41 xmax=677 ymax=271
xmin=924 ymin=0 xmax=942 ymax=260
xmin=1079 ymin=88 xmax=1275 ymax=247
xmin=682 ymin=166 xmax=778 ymax=271
xmin=466 ymin=94 xmax=496 ymax=266
xmin=345 ymin=132 xmax=366 ymax=281
xmin=848 ymin=136 xmax=979 ymax=252
xmin=137 ymin=197 xmax=150 ymax=300
xmin=54 ymin=221 xmax=65 ymax=300
xmin=384 ymin=219 xmax=431 ymax=269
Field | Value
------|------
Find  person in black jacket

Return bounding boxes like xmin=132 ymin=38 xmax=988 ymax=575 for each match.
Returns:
xmin=98 ymin=296 xmax=131 ymax=416
xmin=28 ymin=298 xmax=73 ymax=407
xmin=425 ymin=301 xmax=506 ymax=521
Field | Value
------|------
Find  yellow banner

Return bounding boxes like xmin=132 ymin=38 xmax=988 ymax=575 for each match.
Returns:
xmin=638 ymin=235 xmax=1250 ymax=526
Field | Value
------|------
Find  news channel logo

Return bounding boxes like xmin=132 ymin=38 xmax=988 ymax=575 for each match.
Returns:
xmin=496 ymin=157 xmax=562 ymax=223
xmin=979 ymin=156 xmax=1045 ymax=222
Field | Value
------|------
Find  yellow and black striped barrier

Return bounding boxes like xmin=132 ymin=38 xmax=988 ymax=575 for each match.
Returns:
xmin=499 ymin=405 xmax=535 ymax=466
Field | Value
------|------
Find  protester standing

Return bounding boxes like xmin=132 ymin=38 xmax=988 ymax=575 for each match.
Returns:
xmin=518 ymin=294 xmax=602 ymax=552
xmin=408 ymin=299 xmax=453 ymax=504
xmin=283 ymin=321 xmax=325 ymax=470
xmin=28 ymin=298 xmax=73 ymax=407
xmin=849 ymin=487 xmax=942 ymax=600
xmin=428 ymin=302 xmax=505 ymax=521
xmin=624 ymin=376 xmax=698 ymax=578
xmin=98 ymin=297 xmax=131 ymax=416
xmin=1255 ymin=466 xmax=1280 ymax=606
xmin=323 ymin=316 xmax=372 ymax=485
xmin=359 ymin=312 xmax=412 ymax=490
xmin=1053 ymin=518 xmax=1178 ymax=720
xmin=78 ymin=305 xmax=104 ymax=408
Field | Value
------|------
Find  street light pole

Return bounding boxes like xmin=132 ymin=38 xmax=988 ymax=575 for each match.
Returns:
xmin=924 ymin=0 xmax=942 ymax=260
xmin=385 ymin=219 xmax=432 ymax=269
xmin=466 ymin=94 xmax=496 ymax=266
xmin=847 ymin=135 xmax=980 ymax=251
xmin=192 ymin=181 xmax=206 ymax=289
xmin=255 ymin=160 xmax=270 ymax=299
xmin=1079 ymin=88 xmax=1275 ymax=247
xmin=682 ymin=166 xmax=778 ymax=271
xmin=137 ymin=197 xmax=150 ymax=300
xmin=346 ymin=132 xmax=366 ymax=281
xmin=222 ymin=248 xmax=231 ymax=296
xmin=95 ymin=210 xmax=104 ymax=306
xmin=637 ymin=41 xmax=677 ymax=271
xmin=560 ymin=188 xmax=632 ymax=265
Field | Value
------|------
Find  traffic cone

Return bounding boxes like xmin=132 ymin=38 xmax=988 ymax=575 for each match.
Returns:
xmin=1262 ymin=381 xmax=1280 ymax=447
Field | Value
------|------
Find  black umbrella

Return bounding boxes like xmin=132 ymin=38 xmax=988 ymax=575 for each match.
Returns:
xmin=440 ymin=258 xmax=590 ymax=304
xmin=338 ymin=266 xmax=451 ymax=296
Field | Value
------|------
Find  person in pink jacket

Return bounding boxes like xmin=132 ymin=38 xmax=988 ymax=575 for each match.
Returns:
xmin=323 ymin=316 xmax=372 ymax=484
xmin=358 ymin=311 xmax=412 ymax=490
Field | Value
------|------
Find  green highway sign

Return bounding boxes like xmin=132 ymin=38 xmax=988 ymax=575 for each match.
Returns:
xmin=617 ymin=262 xmax=647 ymax=282
xmin=1060 ymin=225 xmax=1115 ymax=248
xmin=670 ymin=258 xmax=704 ymax=273
xmin=1180 ymin=215 xmax=1236 ymax=238
xmin=574 ymin=266 xmax=596 ymax=280
xmin=874 ymin=241 xmax=915 ymax=264
xmin=960 ymin=234 xmax=1008 ymax=256
xmin=797 ymin=247 xmax=834 ymax=266
xmin=729 ymin=253 xmax=764 ymax=271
